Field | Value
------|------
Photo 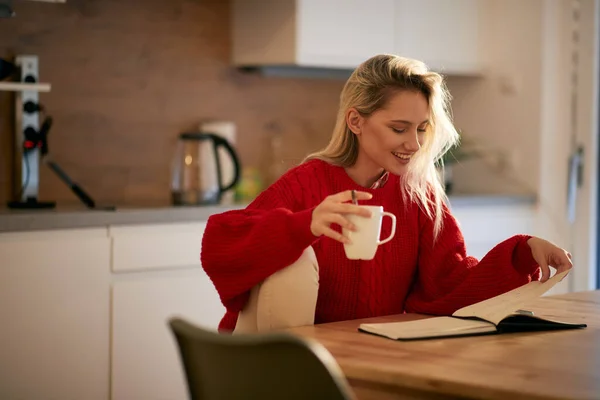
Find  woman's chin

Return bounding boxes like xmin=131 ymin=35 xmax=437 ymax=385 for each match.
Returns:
xmin=387 ymin=160 xmax=410 ymax=176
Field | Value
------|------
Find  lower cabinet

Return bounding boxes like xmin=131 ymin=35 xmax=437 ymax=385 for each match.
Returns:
xmin=450 ymin=201 xmax=536 ymax=259
xmin=0 ymin=221 xmax=224 ymax=400
xmin=0 ymin=202 xmax=539 ymax=400
xmin=111 ymin=270 xmax=225 ymax=400
xmin=109 ymin=222 xmax=225 ymax=400
xmin=0 ymin=228 xmax=111 ymax=400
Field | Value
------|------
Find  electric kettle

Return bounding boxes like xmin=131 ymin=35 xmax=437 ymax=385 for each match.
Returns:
xmin=171 ymin=132 xmax=241 ymax=205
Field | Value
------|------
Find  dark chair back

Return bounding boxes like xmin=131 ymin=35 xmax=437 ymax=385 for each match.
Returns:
xmin=169 ymin=318 xmax=356 ymax=400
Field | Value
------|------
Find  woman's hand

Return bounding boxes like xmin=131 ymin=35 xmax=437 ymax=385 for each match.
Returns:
xmin=527 ymin=237 xmax=573 ymax=282
xmin=311 ymin=190 xmax=373 ymax=244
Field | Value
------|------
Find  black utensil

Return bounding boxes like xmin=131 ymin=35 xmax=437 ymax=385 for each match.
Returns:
xmin=0 ymin=1 xmax=15 ymax=19
xmin=0 ymin=58 xmax=16 ymax=80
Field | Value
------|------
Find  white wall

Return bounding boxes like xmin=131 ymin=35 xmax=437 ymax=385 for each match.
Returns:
xmin=536 ymin=0 xmax=599 ymax=293
xmin=445 ymin=0 xmax=544 ymax=196
xmin=445 ymin=0 xmax=598 ymax=292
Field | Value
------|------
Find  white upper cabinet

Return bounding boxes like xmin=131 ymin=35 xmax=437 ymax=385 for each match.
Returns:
xmin=295 ymin=0 xmax=396 ymax=68
xmin=231 ymin=0 xmax=394 ymax=69
xmin=394 ymin=0 xmax=483 ymax=75
xmin=231 ymin=0 xmax=484 ymax=75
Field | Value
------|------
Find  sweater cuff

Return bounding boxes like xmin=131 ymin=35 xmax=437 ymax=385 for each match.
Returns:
xmin=289 ymin=207 xmax=319 ymax=248
xmin=512 ymin=235 xmax=540 ymax=277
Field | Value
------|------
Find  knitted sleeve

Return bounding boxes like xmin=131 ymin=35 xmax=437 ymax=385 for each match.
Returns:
xmin=200 ymin=166 xmax=319 ymax=314
xmin=404 ymin=201 xmax=540 ymax=315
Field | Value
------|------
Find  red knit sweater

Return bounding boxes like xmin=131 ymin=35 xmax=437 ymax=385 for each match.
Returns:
xmin=200 ymin=159 xmax=541 ymax=332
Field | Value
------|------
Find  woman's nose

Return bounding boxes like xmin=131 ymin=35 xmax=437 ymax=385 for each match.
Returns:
xmin=406 ymin=131 xmax=421 ymax=151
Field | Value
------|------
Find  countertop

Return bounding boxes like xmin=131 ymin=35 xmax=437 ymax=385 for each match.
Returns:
xmin=0 ymin=194 xmax=536 ymax=233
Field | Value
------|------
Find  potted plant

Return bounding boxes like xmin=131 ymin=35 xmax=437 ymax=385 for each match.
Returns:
xmin=436 ymin=131 xmax=481 ymax=195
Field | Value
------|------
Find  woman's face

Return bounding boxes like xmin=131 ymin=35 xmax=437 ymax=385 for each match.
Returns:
xmin=348 ymin=90 xmax=430 ymax=177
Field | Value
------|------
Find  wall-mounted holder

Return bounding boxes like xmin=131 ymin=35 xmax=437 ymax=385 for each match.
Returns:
xmin=6 ymin=55 xmax=113 ymax=210
xmin=1 ymin=0 xmax=66 ymax=18
xmin=6 ymin=55 xmax=55 ymax=209
xmin=0 ymin=81 xmax=51 ymax=92
xmin=0 ymin=0 xmax=15 ymax=18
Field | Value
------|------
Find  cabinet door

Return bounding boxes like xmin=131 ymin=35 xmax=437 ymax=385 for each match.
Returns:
xmin=111 ymin=269 xmax=226 ymax=400
xmin=450 ymin=202 xmax=535 ymax=260
xmin=0 ymin=229 xmax=110 ymax=400
xmin=110 ymin=222 xmax=206 ymax=272
xmin=296 ymin=0 xmax=396 ymax=68
xmin=394 ymin=0 xmax=482 ymax=74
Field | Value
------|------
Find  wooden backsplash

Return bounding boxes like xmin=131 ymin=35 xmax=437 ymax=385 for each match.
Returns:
xmin=0 ymin=0 xmax=344 ymax=207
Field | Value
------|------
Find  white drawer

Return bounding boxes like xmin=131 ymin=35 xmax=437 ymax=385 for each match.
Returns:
xmin=109 ymin=222 xmax=207 ymax=272
xmin=451 ymin=204 xmax=536 ymax=244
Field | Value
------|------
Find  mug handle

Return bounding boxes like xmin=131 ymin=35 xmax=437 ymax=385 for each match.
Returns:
xmin=377 ymin=212 xmax=397 ymax=245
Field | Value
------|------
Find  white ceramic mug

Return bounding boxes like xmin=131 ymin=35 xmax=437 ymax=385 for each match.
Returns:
xmin=343 ymin=205 xmax=397 ymax=260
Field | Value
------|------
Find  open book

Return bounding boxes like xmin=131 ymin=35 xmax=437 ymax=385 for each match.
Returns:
xmin=359 ymin=270 xmax=587 ymax=340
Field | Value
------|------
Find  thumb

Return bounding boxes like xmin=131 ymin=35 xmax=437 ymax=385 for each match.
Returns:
xmin=539 ymin=260 xmax=551 ymax=282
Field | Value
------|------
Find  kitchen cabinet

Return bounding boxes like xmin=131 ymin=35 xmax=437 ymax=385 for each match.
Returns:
xmin=394 ymin=0 xmax=482 ymax=75
xmin=0 ymin=220 xmax=224 ymax=400
xmin=0 ymin=228 xmax=111 ymax=400
xmin=450 ymin=199 xmax=570 ymax=295
xmin=293 ymin=0 xmax=396 ymax=69
xmin=110 ymin=222 xmax=208 ymax=272
xmin=232 ymin=0 xmax=484 ymax=75
xmin=232 ymin=0 xmax=395 ymax=69
xmin=450 ymin=200 xmax=536 ymax=259
xmin=109 ymin=222 xmax=225 ymax=400
xmin=111 ymin=270 xmax=224 ymax=400
xmin=0 ymin=199 xmax=538 ymax=400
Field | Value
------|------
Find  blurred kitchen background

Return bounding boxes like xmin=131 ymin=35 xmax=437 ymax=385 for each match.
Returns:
xmin=1 ymin=1 xmax=599 ymax=399
xmin=0 ymin=0 xmax=550 ymax=208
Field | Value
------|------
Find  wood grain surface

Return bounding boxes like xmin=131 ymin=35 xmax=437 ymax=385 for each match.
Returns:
xmin=0 ymin=0 xmax=343 ymax=206
xmin=288 ymin=290 xmax=600 ymax=400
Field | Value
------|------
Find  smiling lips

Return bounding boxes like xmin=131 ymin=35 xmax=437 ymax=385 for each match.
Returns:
xmin=392 ymin=152 xmax=412 ymax=162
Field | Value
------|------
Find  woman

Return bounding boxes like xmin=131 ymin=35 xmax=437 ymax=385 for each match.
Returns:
xmin=201 ymin=54 xmax=573 ymax=333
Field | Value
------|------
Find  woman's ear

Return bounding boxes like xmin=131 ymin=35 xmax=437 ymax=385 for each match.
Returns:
xmin=346 ymin=108 xmax=363 ymax=135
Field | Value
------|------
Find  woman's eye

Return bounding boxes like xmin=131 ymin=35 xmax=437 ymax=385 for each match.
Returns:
xmin=417 ymin=128 xmax=427 ymax=133
xmin=392 ymin=128 xmax=405 ymax=133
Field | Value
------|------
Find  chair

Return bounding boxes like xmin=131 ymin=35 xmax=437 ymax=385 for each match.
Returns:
xmin=168 ymin=317 xmax=356 ymax=400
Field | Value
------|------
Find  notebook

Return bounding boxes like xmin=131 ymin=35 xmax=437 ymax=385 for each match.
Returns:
xmin=359 ymin=270 xmax=587 ymax=340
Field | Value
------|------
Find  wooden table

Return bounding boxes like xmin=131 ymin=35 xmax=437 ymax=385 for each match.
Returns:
xmin=287 ymin=291 xmax=600 ymax=400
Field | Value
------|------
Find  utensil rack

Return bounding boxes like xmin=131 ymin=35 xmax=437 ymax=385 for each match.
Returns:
xmin=5 ymin=54 xmax=54 ymax=208
xmin=4 ymin=54 xmax=112 ymax=210
xmin=0 ymin=81 xmax=51 ymax=92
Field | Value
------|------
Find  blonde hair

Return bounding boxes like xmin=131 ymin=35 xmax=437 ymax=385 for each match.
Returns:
xmin=304 ymin=54 xmax=459 ymax=238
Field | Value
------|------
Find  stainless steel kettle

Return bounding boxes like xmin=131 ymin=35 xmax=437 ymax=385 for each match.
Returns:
xmin=171 ymin=132 xmax=241 ymax=205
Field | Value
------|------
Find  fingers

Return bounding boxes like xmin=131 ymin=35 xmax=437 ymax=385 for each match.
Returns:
xmin=330 ymin=190 xmax=373 ymax=203
xmin=327 ymin=202 xmax=372 ymax=217
xmin=321 ymin=226 xmax=351 ymax=244
xmin=528 ymin=238 xmax=575 ymax=282
xmin=323 ymin=213 xmax=356 ymax=232
xmin=311 ymin=189 xmax=374 ymax=242
xmin=539 ymin=263 xmax=551 ymax=283
xmin=553 ymin=251 xmax=574 ymax=274
xmin=311 ymin=212 xmax=356 ymax=241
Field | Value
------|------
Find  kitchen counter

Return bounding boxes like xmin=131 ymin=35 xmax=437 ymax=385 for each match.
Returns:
xmin=0 ymin=194 xmax=536 ymax=233
xmin=446 ymin=193 xmax=537 ymax=208
xmin=0 ymin=204 xmax=244 ymax=233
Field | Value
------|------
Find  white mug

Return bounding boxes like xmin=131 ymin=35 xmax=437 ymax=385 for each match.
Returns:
xmin=343 ymin=205 xmax=397 ymax=260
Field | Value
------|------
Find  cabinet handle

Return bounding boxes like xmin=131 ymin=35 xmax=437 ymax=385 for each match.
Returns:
xmin=567 ymin=145 xmax=584 ymax=223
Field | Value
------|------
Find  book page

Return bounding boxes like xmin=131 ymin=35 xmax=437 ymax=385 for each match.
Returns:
xmin=359 ymin=317 xmax=496 ymax=340
xmin=452 ymin=270 xmax=570 ymax=325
